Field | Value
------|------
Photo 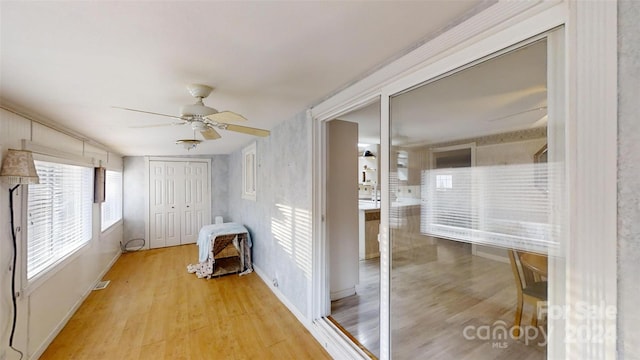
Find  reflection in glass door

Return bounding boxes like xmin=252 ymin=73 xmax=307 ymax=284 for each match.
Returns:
xmin=387 ymin=37 xmax=564 ymax=359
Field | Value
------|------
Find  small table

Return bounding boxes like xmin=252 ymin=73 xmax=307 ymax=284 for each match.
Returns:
xmin=187 ymin=223 xmax=253 ymax=279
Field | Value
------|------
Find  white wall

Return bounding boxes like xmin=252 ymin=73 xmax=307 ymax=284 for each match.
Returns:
xmin=617 ymin=1 xmax=640 ymax=357
xmin=327 ymin=120 xmax=359 ymax=300
xmin=123 ymin=156 xmax=146 ymax=244
xmin=0 ymin=108 xmax=123 ymax=360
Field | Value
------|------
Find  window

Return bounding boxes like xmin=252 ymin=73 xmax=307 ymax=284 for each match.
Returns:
xmin=435 ymin=174 xmax=453 ymax=190
xmin=27 ymin=160 xmax=93 ymax=280
xmin=101 ymin=170 xmax=122 ymax=231
xmin=242 ymin=142 xmax=257 ymax=201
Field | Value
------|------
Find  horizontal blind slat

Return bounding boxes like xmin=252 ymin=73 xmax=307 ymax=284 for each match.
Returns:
xmin=27 ymin=160 xmax=93 ymax=279
xmin=101 ymin=170 xmax=122 ymax=231
xmin=412 ymin=163 xmax=562 ymax=254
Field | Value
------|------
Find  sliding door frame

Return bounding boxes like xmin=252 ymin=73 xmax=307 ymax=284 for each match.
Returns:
xmin=310 ymin=1 xmax=617 ymax=359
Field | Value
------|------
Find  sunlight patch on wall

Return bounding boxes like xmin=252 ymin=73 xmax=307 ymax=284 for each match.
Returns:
xmin=272 ymin=204 xmax=293 ymax=255
xmin=293 ymin=207 xmax=312 ymax=279
xmin=271 ymin=204 xmax=312 ymax=279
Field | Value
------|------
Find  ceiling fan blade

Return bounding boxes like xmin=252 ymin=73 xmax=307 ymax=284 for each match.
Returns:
xmin=224 ymin=123 xmax=270 ymax=137
xmin=205 ymin=111 xmax=247 ymax=123
xmin=113 ymin=106 xmax=183 ymax=120
xmin=129 ymin=122 xmax=185 ymax=129
xmin=201 ymin=128 xmax=222 ymax=140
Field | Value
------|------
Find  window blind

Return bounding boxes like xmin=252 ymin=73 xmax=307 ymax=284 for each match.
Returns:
xmin=27 ymin=161 xmax=93 ymax=280
xmin=101 ymin=170 xmax=123 ymax=231
xmin=420 ymin=163 xmax=562 ymax=254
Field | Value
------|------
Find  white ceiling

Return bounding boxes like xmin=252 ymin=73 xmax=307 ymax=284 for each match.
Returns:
xmin=0 ymin=1 xmax=485 ymax=156
xmin=342 ymin=39 xmax=548 ymax=146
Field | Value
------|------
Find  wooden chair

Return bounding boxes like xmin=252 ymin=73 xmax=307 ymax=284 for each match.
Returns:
xmin=508 ymin=249 xmax=547 ymax=337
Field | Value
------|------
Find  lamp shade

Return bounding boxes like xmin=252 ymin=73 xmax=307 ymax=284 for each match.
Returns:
xmin=0 ymin=149 xmax=40 ymax=185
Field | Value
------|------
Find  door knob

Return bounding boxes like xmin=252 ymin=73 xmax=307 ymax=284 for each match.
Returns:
xmin=186 ymin=205 xmax=190 ymax=208
xmin=171 ymin=206 xmax=175 ymax=209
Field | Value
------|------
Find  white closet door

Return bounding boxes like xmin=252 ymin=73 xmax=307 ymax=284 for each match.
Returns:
xmin=181 ymin=162 xmax=210 ymax=244
xmin=164 ymin=162 xmax=182 ymax=247
xmin=149 ymin=161 xmax=165 ymax=248
xmin=149 ymin=161 xmax=182 ymax=248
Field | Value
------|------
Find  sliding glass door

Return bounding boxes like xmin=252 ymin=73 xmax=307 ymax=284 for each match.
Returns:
xmin=381 ymin=31 xmax=566 ymax=359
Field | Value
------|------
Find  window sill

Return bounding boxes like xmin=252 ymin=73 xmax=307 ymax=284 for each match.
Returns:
xmin=100 ymin=219 xmax=123 ymax=237
xmin=24 ymin=240 xmax=91 ymax=296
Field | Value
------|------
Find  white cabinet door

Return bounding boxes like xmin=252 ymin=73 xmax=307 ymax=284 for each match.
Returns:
xmin=149 ymin=159 xmax=211 ymax=248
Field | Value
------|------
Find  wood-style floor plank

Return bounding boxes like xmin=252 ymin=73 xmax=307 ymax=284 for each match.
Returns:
xmin=331 ymin=237 xmax=546 ymax=360
xmin=40 ymin=245 xmax=331 ymax=360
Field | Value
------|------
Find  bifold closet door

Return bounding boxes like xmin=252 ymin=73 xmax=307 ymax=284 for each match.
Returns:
xmin=181 ymin=162 xmax=209 ymax=244
xmin=149 ymin=161 xmax=182 ymax=248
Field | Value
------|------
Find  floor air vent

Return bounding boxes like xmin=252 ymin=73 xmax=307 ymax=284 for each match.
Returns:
xmin=93 ymin=280 xmax=111 ymax=290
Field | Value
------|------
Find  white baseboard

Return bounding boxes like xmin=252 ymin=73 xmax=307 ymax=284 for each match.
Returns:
xmin=29 ymin=250 xmax=121 ymax=360
xmin=363 ymin=252 xmax=380 ymax=260
xmin=330 ymin=287 xmax=356 ymax=301
xmin=312 ymin=318 xmax=370 ymax=360
xmin=253 ymin=265 xmax=311 ymax=328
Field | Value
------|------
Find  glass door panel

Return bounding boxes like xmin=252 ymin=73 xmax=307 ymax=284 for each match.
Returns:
xmin=387 ymin=37 xmax=564 ymax=359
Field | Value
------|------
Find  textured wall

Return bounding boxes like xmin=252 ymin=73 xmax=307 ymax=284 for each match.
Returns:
xmin=210 ymin=155 xmax=230 ymax=221
xmin=617 ymin=1 xmax=640 ymax=358
xmin=228 ymin=111 xmax=312 ymax=316
xmin=123 ymin=156 xmax=146 ymax=243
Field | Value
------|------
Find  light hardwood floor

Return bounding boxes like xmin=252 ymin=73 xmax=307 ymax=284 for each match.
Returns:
xmin=40 ymin=245 xmax=331 ymax=360
xmin=331 ymin=238 xmax=546 ymax=360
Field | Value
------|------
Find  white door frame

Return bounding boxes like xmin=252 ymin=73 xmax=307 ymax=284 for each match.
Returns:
xmin=310 ymin=1 xmax=617 ymax=359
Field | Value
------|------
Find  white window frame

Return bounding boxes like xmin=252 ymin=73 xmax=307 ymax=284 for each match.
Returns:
xmin=310 ymin=2 xmax=617 ymax=360
xmin=242 ymin=142 xmax=257 ymax=201
xmin=101 ymin=169 xmax=123 ymax=232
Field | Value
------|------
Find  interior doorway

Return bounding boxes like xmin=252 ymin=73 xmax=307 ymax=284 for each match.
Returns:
xmin=324 ymin=99 xmax=382 ymax=358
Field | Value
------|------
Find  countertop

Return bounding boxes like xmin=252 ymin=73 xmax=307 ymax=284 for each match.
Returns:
xmin=359 ymin=200 xmax=381 ymax=211
xmin=358 ymin=198 xmax=421 ymax=210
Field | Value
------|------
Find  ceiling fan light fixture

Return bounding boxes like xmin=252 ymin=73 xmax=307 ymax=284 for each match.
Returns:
xmin=175 ymin=139 xmax=202 ymax=150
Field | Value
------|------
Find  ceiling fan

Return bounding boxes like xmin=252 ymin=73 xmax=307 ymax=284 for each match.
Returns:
xmin=115 ymin=84 xmax=270 ymax=145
